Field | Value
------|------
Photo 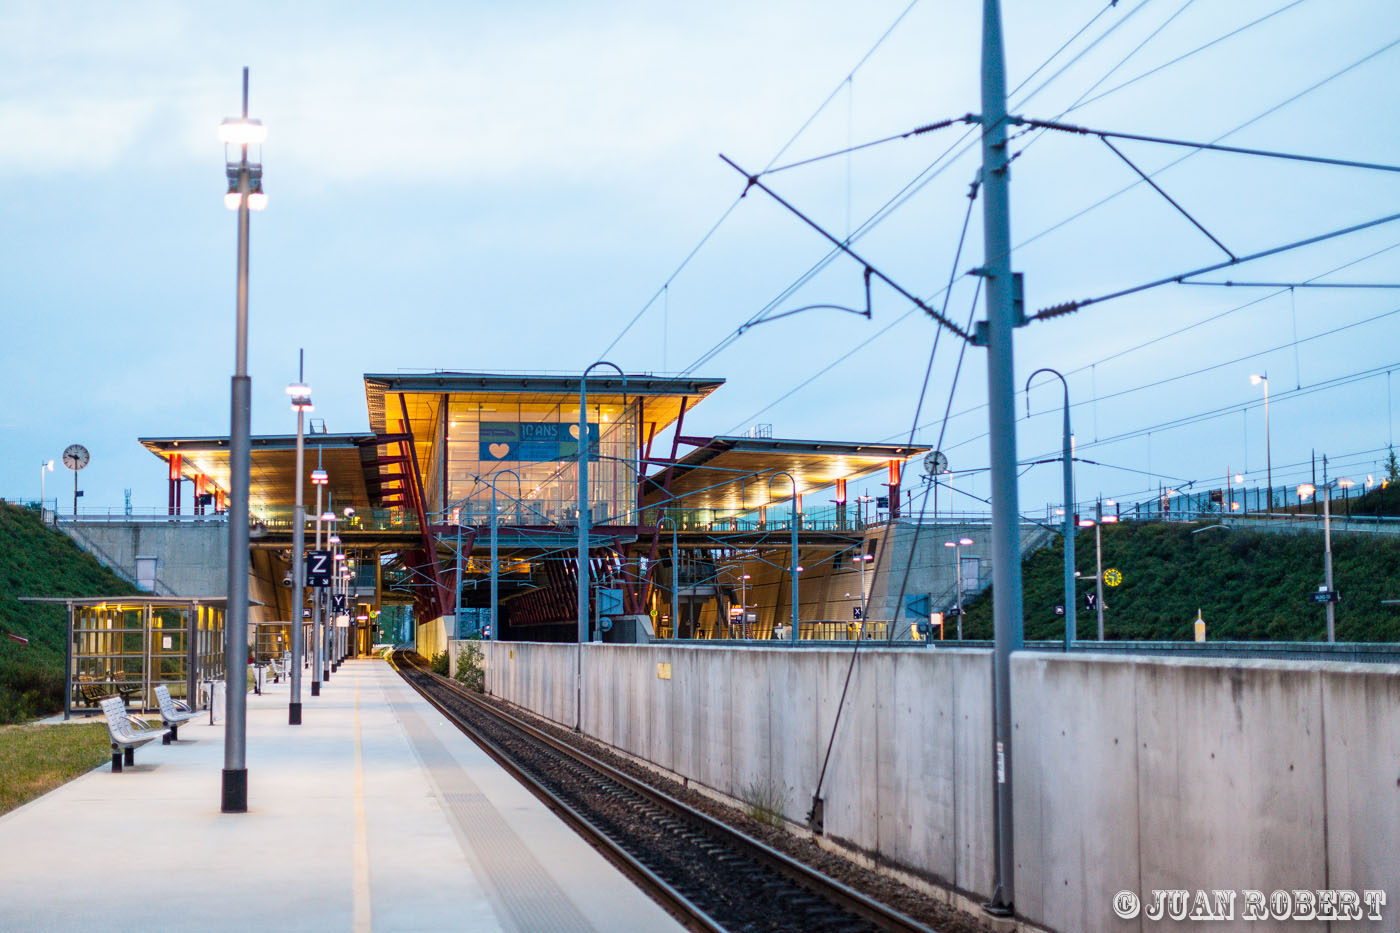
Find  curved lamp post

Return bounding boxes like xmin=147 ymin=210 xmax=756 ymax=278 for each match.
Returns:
xmin=769 ymin=472 xmax=800 ymax=644
xmin=218 ymin=67 xmax=268 ymax=814
xmin=577 ymin=361 xmax=627 ymax=644
xmin=488 ymin=469 xmax=523 ymax=642
xmin=1026 ymin=368 xmax=1076 ymax=650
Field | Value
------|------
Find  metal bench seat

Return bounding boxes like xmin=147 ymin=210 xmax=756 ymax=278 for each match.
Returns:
xmin=99 ymin=697 xmax=170 ymax=772
xmin=153 ymin=685 xmax=198 ymax=743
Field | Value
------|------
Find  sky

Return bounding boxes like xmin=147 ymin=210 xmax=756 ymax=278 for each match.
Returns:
xmin=4 ymin=0 xmax=1399 ymax=518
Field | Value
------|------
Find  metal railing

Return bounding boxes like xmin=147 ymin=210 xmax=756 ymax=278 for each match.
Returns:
xmin=657 ymin=636 xmax=1400 ymax=662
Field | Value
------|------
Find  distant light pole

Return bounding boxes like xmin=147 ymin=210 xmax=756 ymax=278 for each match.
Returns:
xmin=1026 ymin=368 xmax=1076 ymax=650
xmin=740 ymin=573 xmax=751 ymax=639
xmin=857 ymin=551 xmax=874 ymax=632
xmin=943 ymin=537 xmax=974 ymax=639
xmin=1079 ymin=501 xmax=1118 ymax=640
xmin=286 ymin=363 xmax=311 ymax=725
xmin=338 ymin=506 xmax=355 ymax=662
xmin=659 ymin=515 xmax=679 ymax=640
xmin=319 ymin=505 xmax=335 ymax=683
xmin=310 ymin=467 xmax=328 ymax=696
xmin=1251 ymin=373 xmax=1271 ymax=507
xmin=769 ymin=472 xmax=800 ymax=643
xmin=217 ymin=66 xmax=267 ymax=814
xmin=488 ymin=469 xmax=523 ymax=643
xmin=39 ymin=459 xmax=54 ymax=520
xmin=1299 ymin=479 xmax=1348 ymax=642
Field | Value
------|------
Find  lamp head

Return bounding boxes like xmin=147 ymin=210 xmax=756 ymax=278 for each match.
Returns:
xmin=343 ymin=506 xmax=355 ymax=517
xmin=1078 ymin=518 xmax=1096 ymax=528
xmin=959 ymin=537 xmax=974 ymax=546
xmin=1250 ymin=373 xmax=1264 ymax=386
xmin=44 ymin=459 xmax=54 ymax=471
xmin=217 ymin=118 xmax=267 ymax=146
xmin=320 ymin=510 xmax=335 ymax=522
xmin=1297 ymin=483 xmax=1316 ymax=500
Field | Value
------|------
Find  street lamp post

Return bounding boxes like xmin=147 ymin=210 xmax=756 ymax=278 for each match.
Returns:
xmin=1075 ymin=503 xmax=1117 ymax=640
xmin=943 ymin=537 xmax=974 ymax=639
xmin=286 ymin=364 xmax=311 ymax=725
xmin=1300 ymin=480 xmax=1347 ymax=642
xmin=575 ymin=362 xmax=626 ymax=731
xmin=857 ymin=551 xmax=874 ymax=635
xmin=1026 ymin=368 xmax=1076 ymax=650
xmin=740 ymin=572 xmax=751 ymax=639
xmin=769 ymin=472 xmax=800 ymax=644
xmin=217 ymin=66 xmax=267 ymax=814
xmin=659 ymin=515 xmax=679 ymax=641
xmin=1251 ymin=373 xmax=1271 ymax=507
xmin=310 ymin=467 xmax=327 ymax=695
xmin=39 ymin=460 xmax=54 ymax=522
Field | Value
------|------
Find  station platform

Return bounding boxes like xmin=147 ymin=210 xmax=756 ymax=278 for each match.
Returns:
xmin=0 ymin=659 xmax=680 ymax=932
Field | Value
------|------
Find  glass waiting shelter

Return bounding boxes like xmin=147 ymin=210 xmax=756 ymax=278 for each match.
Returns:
xmin=19 ymin=596 xmax=236 ymax=719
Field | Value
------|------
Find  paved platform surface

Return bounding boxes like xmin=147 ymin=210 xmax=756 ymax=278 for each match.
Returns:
xmin=0 ymin=659 xmax=680 ymax=932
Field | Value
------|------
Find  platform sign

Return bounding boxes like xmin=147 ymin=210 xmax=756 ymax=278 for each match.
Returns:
xmin=332 ymin=593 xmax=348 ymax=614
xmin=1053 ymin=604 xmax=1065 ymax=616
xmin=1085 ymin=592 xmax=1098 ymax=611
xmin=852 ymin=606 xmax=863 ymax=620
xmin=1311 ymin=589 xmax=1339 ymax=604
xmin=306 ymin=550 xmax=332 ymax=587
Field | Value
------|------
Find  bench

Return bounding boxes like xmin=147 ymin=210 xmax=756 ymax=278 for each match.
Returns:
xmin=153 ymin=685 xmax=198 ymax=743
xmin=268 ymin=657 xmax=286 ymax=683
xmin=99 ymin=697 xmax=170 ymax=772
xmin=76 ymin=678 xmax=140 ymax=708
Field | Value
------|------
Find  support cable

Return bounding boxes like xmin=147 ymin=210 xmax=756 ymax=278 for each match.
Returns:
xmin=1100 ymin=136 xmax=1235 ymax=259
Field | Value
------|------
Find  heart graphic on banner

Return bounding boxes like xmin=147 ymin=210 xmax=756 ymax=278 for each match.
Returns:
xmin=488 ymin=443 xmax=510 ymax=459
xmin=568 ymin=424 xmax=580 ymax=439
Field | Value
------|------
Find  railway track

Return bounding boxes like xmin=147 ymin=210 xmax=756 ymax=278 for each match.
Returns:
xmin=390 ymin=651 xmax=935 ymax=933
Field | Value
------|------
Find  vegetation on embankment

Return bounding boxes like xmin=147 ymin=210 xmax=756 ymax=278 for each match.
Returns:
xmin=0 ymin=722 xmax=111 ymax=815
xmin=960 ymin=519 xmax=1400 ymax=642
xmin=0 ymin=502 xmax=139 ymax=723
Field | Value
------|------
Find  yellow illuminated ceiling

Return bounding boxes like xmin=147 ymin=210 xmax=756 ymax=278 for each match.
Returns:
xmin=642 ymin=436 xmax=929 ymax=511
xmin=138 ymin=435 xmax=378 ymax=514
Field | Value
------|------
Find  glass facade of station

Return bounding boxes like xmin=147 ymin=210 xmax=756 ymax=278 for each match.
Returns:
xmin=427 ymin=396 xmax=642 ymax=526
xmin=69 ymin=599 xmax=225 ymax=711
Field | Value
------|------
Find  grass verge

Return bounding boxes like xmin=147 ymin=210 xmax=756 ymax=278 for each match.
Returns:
xmin=0 ymin=723 xmax=110 ymax=816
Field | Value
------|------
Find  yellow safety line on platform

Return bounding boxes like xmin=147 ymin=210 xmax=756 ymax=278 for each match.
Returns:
xmin=353 ymin=676 xmax=372 ymax=932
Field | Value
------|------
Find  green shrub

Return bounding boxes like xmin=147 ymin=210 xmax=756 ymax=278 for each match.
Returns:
xmin=429 ymin=650 xmax=449 ymax=676
xmin=454 ymin=641 xmax=484 ymax=692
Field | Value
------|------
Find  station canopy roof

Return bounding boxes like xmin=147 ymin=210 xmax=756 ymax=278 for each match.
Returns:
xmin=642 ymin=436 xmax=930 ymax=512
xmin=363 ymin=372 xmax=724 ymax=436
xmin=139 ymin=434 xmax=379 ymax=515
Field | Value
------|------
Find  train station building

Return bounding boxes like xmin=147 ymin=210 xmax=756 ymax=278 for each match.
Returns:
xmin=126 ymin=370 xmax=984 ymax=656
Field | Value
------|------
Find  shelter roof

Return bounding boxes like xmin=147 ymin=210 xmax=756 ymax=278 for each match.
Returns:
xmin=139 ymin=434 xmax=379 ymax=515
xmin=642 ymin=436 xmax=930 ymax=511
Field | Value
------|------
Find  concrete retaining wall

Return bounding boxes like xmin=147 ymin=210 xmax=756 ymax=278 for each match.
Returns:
xmin=59 ymin=519 xmax=228 ymax=597
xmin=483 ymin=643 xmax=1400 ymax=932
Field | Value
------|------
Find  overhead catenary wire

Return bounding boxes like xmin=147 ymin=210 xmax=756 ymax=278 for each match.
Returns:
xmin=593 ymin=0 xmax=927 ymax=361
xmin=678 ymin=1 xmax=1141 ymax=378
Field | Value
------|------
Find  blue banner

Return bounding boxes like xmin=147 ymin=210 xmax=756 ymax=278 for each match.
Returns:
xmin=478 ymin=422 xmax=599 ymax=462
